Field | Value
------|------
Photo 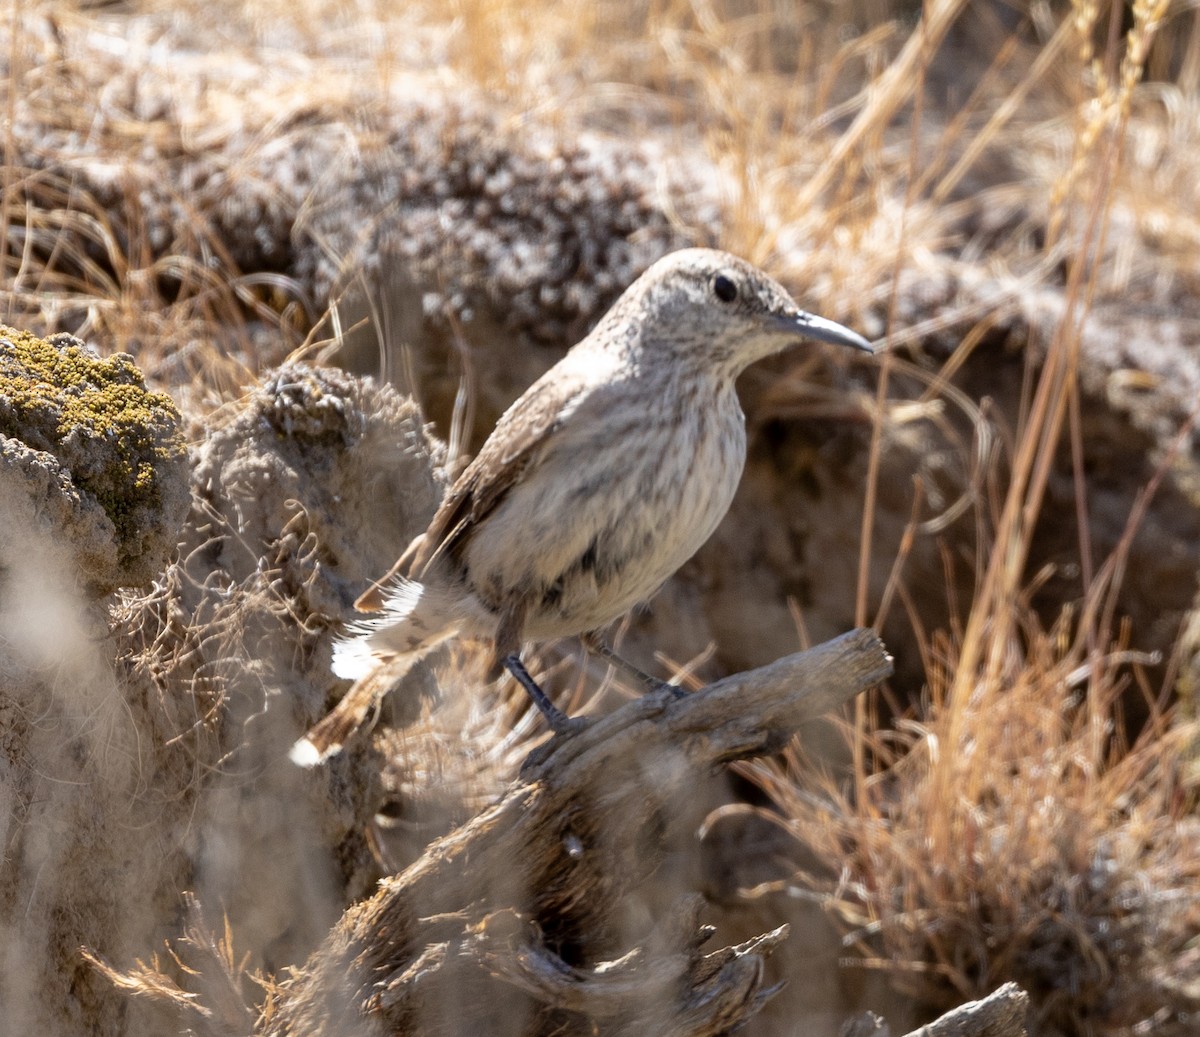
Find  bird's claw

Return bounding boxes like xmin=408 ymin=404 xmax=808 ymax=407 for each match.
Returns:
xmin=646 ymin=678 xmax=688 ymax=700
xmin=547 ymin=712 xmax=591 ymax=736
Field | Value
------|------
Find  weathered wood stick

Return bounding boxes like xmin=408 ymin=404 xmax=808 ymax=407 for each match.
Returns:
xmin=844 ymin=983 xmax=1029 ymax=1037
xmin=268 ymin=628 xmax=892 ymax=1037
xmin=899 ymin=983 xmax=1028 ymax=1037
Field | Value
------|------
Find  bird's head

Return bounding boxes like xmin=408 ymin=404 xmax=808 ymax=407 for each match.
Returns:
xmin=609 ymin=248 xmax=873 ymax=377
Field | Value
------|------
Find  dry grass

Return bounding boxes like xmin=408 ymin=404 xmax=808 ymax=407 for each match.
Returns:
xmin=715 ymin=6 xmax=1200 ymax=1031
xmin=5 ymin=0 xmax=1200 ymax=1034
xmin=744 ymin=540 xmax=1200 ymax=1029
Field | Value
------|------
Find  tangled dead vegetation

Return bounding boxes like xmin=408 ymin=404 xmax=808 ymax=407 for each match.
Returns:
xmin=2 ymin=10 xmax=711 ymax=416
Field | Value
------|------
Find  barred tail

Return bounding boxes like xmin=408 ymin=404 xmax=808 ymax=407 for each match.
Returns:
xmin=289 ymin=578 xmax=461 ymax=767
xmin=288 ymin=654 xmax=421 ymax=766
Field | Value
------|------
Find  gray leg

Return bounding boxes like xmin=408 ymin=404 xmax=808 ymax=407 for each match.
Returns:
xmin=503 ymin=654 xmax=588 ymax=735
xmin=580 ymin=633 xmax=688 ymax=699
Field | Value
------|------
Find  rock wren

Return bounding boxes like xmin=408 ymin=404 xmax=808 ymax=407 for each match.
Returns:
xmin=291 ymin=248 xmax=872 ymax=766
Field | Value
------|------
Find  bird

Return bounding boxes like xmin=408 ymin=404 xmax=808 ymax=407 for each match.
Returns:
xmin=290 ymin=247 xmax=873 ymax=766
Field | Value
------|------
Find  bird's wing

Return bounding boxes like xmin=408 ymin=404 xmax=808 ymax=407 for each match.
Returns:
xmin=420 ymin=375 xmax=586 ymax=567
xmin=354 ymin=370 xmax=586 ymax=612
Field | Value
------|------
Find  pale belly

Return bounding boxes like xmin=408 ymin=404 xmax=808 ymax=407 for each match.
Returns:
xmin=464 ymin=386 xmax=747 ymax=641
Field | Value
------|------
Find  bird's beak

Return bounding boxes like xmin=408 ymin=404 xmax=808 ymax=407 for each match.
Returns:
xmin=778 ymin=310 xmax=874 ymax=353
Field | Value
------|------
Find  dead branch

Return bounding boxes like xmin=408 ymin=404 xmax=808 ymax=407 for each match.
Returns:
xmin=898 ymin=983 xmax=1028 ymax=1037
xmin=266 ymin=628 xmax=892 ymax=1037
xmin=839 ymin=984 xmax=1029 ymax=1037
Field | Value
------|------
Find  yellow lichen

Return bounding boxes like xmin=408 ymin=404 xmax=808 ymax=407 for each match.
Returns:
xmin=0 ymin=324 xmax=186 ymax=550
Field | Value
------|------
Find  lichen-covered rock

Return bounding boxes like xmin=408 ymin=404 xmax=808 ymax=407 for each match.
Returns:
xmin=0 ymin=326 xmax=188 ymax=594
xmin=1 ymin=362 xmax=448 ymax=1037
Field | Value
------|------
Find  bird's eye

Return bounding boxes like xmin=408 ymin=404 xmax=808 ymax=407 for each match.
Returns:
xmin=712 ymin=273 xmax=738 ymax=303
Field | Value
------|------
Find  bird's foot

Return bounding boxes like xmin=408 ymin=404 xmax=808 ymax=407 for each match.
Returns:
xmin=547 ymin=712 xmax=591 ymax=736
xmin=645 ymin=677 xmax=689 ymax=700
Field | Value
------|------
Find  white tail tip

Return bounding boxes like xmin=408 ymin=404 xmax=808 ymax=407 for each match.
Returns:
xmin=288 ymin=736 xmax=338 ymax=768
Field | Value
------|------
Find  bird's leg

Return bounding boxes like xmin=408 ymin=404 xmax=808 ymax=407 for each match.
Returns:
xmin=580 ymin=631 xmax=689 ymax=700
xmin=496 ymin=604 xmax=586 ymax=735
xmin=503 ymin=654 xmax=588 ymax=735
